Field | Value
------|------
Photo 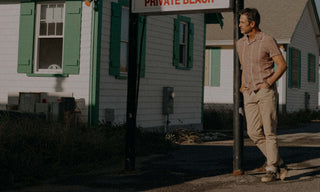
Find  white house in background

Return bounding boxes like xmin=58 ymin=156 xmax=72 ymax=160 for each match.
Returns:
xmin=205 ymin=0 xmax=320 ymax=112
xmin=0 ymin=0 xmax=222 ymax=130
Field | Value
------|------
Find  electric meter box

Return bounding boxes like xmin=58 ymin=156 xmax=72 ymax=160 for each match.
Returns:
xmin=163 ymin=87 xmax=174 ymax=114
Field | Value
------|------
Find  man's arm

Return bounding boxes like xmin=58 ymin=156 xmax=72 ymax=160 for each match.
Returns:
xmin=261 ymin=54 xmax=287 ymax=88
xmin=268 ymin=54 xmax=287 ymax=85
xmin=240 ymin=70 xmax=247 ymax=93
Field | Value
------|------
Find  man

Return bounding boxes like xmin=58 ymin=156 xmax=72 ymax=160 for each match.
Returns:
xmin=236 ymin=8 xmax=288 ymax=182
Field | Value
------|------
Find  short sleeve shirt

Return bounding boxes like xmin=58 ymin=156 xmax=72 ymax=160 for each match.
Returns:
xmin=236 ymin=32 xmax=281 ymax=93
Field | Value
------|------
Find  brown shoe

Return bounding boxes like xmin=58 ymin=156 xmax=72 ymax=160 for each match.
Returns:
xmin=278 ymin=164 xmax=288 ymax=181
xmin=254 ymin=161 xmax=267 ymax=173
xmin=261 ymin=171 xmax=277 ymax=182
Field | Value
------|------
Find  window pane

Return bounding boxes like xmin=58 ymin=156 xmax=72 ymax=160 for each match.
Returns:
xmin=40 ymin=21 xmax=47 ymax=36
xmin=38 ymin=38 xmax=63 ymax=70
xmin=48 ymin=23 xmax=55 ymax=35
xmin=40 ymin=5 xmax=47 ymax=20
xmin=57 ymin=4 xmax=64 ymax=20
xmin=180 ymin=23 xmax=186 ymax=44
xmin=179 ymin=45 xmax=185 ymax=65
xmin=56 ymin=22 xmax=63 ymax=36
xmin=46 ymin=5 xmax=54 ymax=21
xmin=120 ymin=42 xmax=128 ymax=73
xmin=54 ymin=5 xmax=63 ymax=20
xmin=121 ymin=7 xmax=129 ymax=42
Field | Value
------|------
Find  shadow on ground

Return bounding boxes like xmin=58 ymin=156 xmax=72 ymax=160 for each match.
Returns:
xmin=50 ymin=139 xmax=320 ymax=191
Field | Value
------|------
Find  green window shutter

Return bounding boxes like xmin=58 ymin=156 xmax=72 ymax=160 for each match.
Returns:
xmin=63 ymin=0 xmax=82 ymax=74
xmin=172 ymin=18 xmax=180 ymax=67
xmin=17 ymin=0 xmax=36 ymax=74
xmin=319 ymin=65 xmax=320 ymax=90
xmin=118 ymin=0 xmax=129 ymax=6
xmin=314 ymin=55 xmax=317 ymax=83
xmin=308 ymin=54 xmax=311 ymax=82
xmin=137 ymin=15 xmax=146 ymax=77
xmin=288 ymin=47 xmax=293 ymax=88
xmin=187 ymin=22 xmax=194 ymax=69
xmin=308 ymin=54 xmax=316 ymax=83
xmin=205 ymin=13 xmax=223 ymax=28
xmin=109 ymin=2 xmax=122 ymax=76
xmin=298 ymin=50 xmax=301 ymax=88
xmin=210 ymin=48 xmax=220 ymax=87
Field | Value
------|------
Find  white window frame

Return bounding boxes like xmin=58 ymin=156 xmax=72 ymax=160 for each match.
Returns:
xmin=34 ymin=1 xmax=65 ymax=74
xmin=179 ymin=21 xmax=188 ymax=67
xmin=120 ymin=6 xmax=129 ymax=76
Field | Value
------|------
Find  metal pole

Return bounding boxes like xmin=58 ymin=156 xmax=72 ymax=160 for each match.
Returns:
xmin=233 ymin=0 xmax=244 ymax=176
xmin=125 ymin=1 xmax=139 ymax=171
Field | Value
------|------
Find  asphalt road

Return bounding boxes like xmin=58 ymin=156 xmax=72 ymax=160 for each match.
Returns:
xmin=4 ymin=122 xmax=320 ymax=192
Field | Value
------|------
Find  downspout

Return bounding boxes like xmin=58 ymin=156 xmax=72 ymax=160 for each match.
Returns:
xmin=88 ymin=0 xmax=102 ymax=126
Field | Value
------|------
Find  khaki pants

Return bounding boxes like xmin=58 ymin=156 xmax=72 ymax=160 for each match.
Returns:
xmin=243 ymin=88 xmax=280 ymax=171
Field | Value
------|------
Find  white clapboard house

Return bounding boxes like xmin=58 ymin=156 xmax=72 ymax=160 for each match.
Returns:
xmin=205 ymin=0 xmax=320 ymax=112
xmin=0 ymin=0 xmax=222 ymax=130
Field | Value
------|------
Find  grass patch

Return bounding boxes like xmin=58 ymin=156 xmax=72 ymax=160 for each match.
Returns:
xmin=0 ymin=113 xmax=175 ymax=190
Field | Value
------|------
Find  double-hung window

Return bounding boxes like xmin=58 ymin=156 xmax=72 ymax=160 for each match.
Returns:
xmin=179 ymin=21 xmax=188 ymax=67
xmin=173 ymin=15 xmax=194 ymax=69
xmin=35 ymin=3 xmax=64 ymax=73
xmin=109 ymin=0 xmax=146 ymax=78
xmin=18 ymin=0 xmax=82 ymax=76
xmin=120 ymin=6 xmax=129 ymax=74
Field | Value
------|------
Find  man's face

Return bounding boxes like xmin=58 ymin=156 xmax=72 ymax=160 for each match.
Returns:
xmin=239 ymin=14 xmax=254 ymax=34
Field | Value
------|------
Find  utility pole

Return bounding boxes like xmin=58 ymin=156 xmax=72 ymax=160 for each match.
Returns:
xmin=125 ymin=0 xmax=139 ymax=171
xmin=233 ymin=0 xmax=244 ymax=176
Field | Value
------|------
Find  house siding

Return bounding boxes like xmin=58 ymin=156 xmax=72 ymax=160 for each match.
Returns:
xmin=204 ymin=46 xmax=233 ymax=104
xmin=99 ymin=1 xmax=204 ymax=129
xmin=0 ymin=1 xmax=92 ymax=121
xmin=287 ymin=5 xmax=319 ymax=112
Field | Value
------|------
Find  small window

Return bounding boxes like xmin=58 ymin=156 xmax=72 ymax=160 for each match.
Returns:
xmin=173 ymin=15 xmax=194 ymax=69
xmin=179 ymin=21 xmax=188 ymax=67
xmin=35 ymin=3 xmax=65 ymax=74
xmin=308 ymin=53 xmax=316 ymax=82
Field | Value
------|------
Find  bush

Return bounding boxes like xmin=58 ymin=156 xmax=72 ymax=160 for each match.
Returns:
xmin=278 ymin=109 xmax=320 ymax=128
xmin=204 ymin=108 xmax=320 ymax=130
xmin=0 ymin=114 xmax=175 ymax=189
xmin=203 ymin=108 xmax=233 ymax=131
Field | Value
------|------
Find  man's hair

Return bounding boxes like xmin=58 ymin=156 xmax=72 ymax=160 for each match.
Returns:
xmin=239 ymin=8 xmax=260 ymax=29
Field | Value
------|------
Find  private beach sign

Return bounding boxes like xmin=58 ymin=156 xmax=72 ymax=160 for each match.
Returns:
xmin=132 ymin=0 xmax=233 ymax=14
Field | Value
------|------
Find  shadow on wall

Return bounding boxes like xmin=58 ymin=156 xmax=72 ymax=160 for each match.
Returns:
xmin=55 ymin=77 xmax=66 ymax=92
